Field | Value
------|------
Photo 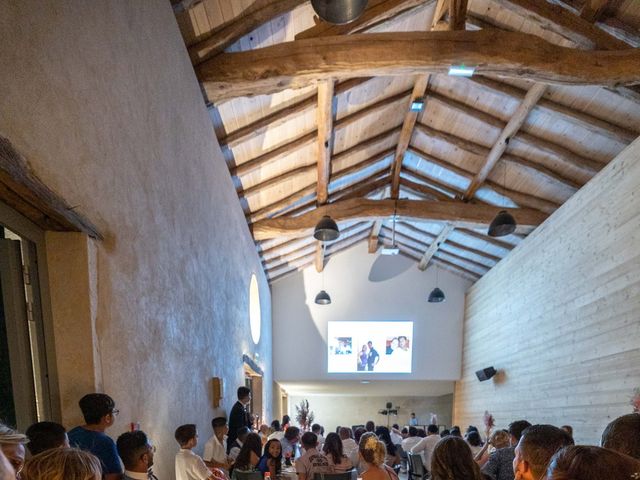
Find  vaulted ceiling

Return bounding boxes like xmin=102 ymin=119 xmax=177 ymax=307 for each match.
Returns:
xmin=172 ymin=0 xmax=640 ymax=284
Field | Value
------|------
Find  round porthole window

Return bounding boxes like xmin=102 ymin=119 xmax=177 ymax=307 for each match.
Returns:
xmin=249 ymin=273 xmax=261 ymax=344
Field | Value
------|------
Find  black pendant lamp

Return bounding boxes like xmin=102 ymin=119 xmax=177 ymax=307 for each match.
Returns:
xmin=315 ymin=290 xmax=332 ymax=305
xmin=428 ymin=267 xmax=445 ymax=303
xmin=314 ymin=215 xmax=340 ymax=241
xmin=488 ymin=162 xmax=517 ymax=237
xmin=311 ymin=0 xmax=368 ymax=25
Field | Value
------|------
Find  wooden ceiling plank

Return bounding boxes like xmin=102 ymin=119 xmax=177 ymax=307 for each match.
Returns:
xmin=401 ymin=169 xmax=460 ymax=199
xmin=463 ymin=83 xmax=548 ymax=200
xmin=187 ymin=0 xmax=307 ymax=65
xmin=238 ymin=163 xmax=315 ymax=198
xmin=390 ymin=75 xmax=431 ymax=199
xmin=400 ymin=177 xmax=453 ymax=201
xmin=501 ymin=155 xmax=581 ymax=191
xmin=456 ymin=227 xmax=515 ymax=251
xmin=316 ymin=79 xmax=335 ymax=205
xmin=335 ymin=89 xmax=412 ymax=131
xmin=417 ymin=222 xmax=455 ymax=270
xmin=251 ymin=198 xmax=547 ymax=240
xmin=197 ymin=31 xmax=640 ymax=101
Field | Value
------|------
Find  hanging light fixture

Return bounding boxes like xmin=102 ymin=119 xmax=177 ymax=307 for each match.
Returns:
xmin=314 ymin=215 xmax=340 ymax=241
xmin=428 ymin=267 xmax=446 ymax=303
xmin=315 ymin=244 xmax=332 ymax=305
xmin=488 ymin=161 xmax=517 ymax=237
xmin=311 ymin=0 xmax=368 ymax=25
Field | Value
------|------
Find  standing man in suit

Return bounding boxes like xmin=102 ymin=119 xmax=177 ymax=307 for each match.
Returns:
xmin=116 ymin=430 xmax=158 ymax=480
xmin=227 ymin=386 xmax=253 ymax=453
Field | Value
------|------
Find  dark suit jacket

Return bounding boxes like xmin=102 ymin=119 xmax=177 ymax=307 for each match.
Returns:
xmin=227 ymin=400 xmax=252 ymax=452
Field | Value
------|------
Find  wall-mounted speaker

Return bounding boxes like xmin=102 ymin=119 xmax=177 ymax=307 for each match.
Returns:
xmin=475 ymin=367 xmax=497 ymax=382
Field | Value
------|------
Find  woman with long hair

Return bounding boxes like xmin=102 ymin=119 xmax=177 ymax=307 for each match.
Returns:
xmin=232 ymin=433 xmax=262 ymax=478
xmin=374 ymin=427 xmax=400 ymax=468
xmin=257 ymin=439 xmax=282 ymax=478
xmin=546 ymin=445 xmax=640 ymax=480
xmin=21 ymin=448 xmax=102 ymax=480
xmin=358 ymin=432 xmax=398 ymax=480
xmin=322 ymin=433 xmax=353 ymax=472
xmin=431 ymin=436 xmax=487 ymax=480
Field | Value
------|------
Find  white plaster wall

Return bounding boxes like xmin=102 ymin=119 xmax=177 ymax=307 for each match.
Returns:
xmin=272 ymin=243 xmax=472 ymax=383
xmin=288 ymin=394 xmax=454 ymax=433
xmin=0 ymin=2 xmax=272 ymax=476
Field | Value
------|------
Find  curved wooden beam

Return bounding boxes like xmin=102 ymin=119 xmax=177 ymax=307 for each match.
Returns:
xmin=250 ymin=198 xmax=547 ymax=240
xmin=197 ymin=30 xmax=640 ymax=101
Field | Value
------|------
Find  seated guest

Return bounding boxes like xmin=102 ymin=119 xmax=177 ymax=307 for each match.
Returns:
xmin=353 ymin=428 xmax=366 ymax=444
xmin=25 ymin=422 xmax=69 ymax=456
xmin=339 ymin=427 xmax=359 ymax=469
xmin=174 ymin=424 xmax=222 ymax=480
xmin=257 ymin=439 xmax=282 ymax=478
xmin=258 ymin=425 xmax=270 ymax=447
xmin=231 ymin=433 xmax=261 ymax=479
xmin=466 ymin=431 xmax=484 ymax=457
xmin=365 ymin=422 xmax=375 ymax=433
xmin=411 ymin=424 xmax=441 ymax=469
xmin=601 ymin=413 xmax=640 ymax=460
xmin=0 ymin=425 xmax=28 ymax=479
xmin=229 ymin=427 xmax=250 ymax=462
xmin=267 ymin=421 xmax=284 ymax=442
xmin=374 ymin=427 xmax=399 ymax=468
xmin=513 ymin=424 xmax=573 ymax=480
xmin=322 ymin=433 xmax=353 ymax=472
xmin=481 ymin=419 xmax=531 ymax=480
xmin=116 ymin=430 xmax=157 ymax=480
xmin=203 ymin=417 xmax=232 ymax=471
xmin=68 ymin=393 xmax=123 ymax=480
xmin=401 ymin=427 xmax=421 ymax=453
xmin=474 ymin=430 xmax=510 ymax=467
xmin=389 ymin=425 xmax=403 ymax=446
xmin=430 ymin=436 xmax=487 ymax=480
xmin=21 ymin=447 xmax=101 ymax=480
xmin=295 ymin=432 xmax=330 ymax=480
xmin=546 ymin=445 xmax=640 ymax=480
xmin=358 ymin=433 xmax=398 ymax=480
xmin=311 ymin=425 xmax=325 ymax=450
xmin=280 ymin=427 xmax=300 ymax=460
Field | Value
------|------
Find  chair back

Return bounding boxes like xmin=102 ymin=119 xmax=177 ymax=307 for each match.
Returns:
xmin=235 ymin=471 xmax=263 ymax=480
xmin=408 ymin=453 xmax=427 ymax=478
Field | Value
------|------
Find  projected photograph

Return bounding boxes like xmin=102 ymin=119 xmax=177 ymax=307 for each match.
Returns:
xmin=328 ymin=321 xmax=413 ymax=373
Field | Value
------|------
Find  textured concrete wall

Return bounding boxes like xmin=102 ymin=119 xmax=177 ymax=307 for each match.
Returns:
xmin=0 ymin=2 xmax=272 ymax=476
xmin=288 ymin=394 xmax=453 ymax=432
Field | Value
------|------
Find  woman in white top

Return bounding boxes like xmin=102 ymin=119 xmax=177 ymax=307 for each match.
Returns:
xmin=322 ymin=433 xmax=353 ymax=472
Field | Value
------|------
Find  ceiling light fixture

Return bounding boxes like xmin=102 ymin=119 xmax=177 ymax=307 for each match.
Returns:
xmin=315 ymin=244 xmax=332 ymax=305
xmin=428 ymin=267 xmax=446 ymax=303
xmin=314 ymin=215 xmax=340 ymax=241
xmin=410 ymin=97 xmax=425 ymax=112
xmin=448 ymin=65 xmax=476 ymax=77
xmin=311 ymin=0 xmax=368 ymax=25
xmin=488 ymin=162 xmax=517 ymax=237
xmin=381 ymin=201 xmax=400 ymax=256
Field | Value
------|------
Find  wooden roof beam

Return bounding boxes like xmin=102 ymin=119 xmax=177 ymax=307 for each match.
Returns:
xmin=187 ymin=0 xmax=307 ymax=65
xmin=417 ymin=222 xmax=455 ymax=270
xmin=251 ymin=198 xmax=547 ymax=240
xmin=316 ymin=79 xmax=335 ymax=205
xmin=456 ymin=228 xmax=516 ymax=251
xmin=197 ymin=31 xmax=640 ymax=102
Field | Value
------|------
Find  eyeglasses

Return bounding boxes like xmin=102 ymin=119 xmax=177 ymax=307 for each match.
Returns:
xmin=111 ymin=409 xmax=120 ymax=416
xmin=148 ymin=445 xmax=157 ymax=453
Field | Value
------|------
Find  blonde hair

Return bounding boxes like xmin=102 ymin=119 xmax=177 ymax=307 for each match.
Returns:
xmin=358 ymin=432 xmax=386 ymax=466
xmin=21 ymin=448 xmax=101 ymax=480
xmin=490 ymin=430 xmax=511 ymax=450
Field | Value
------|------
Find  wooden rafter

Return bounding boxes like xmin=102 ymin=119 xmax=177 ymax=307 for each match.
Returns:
xmin=431 ymin=0 xmax=469 ymax=30
xmin=367 ymin=187 xmax=390 ymax=254
xmin=297 ymin=0 xmax=435 ymax=40
xmin=187 ymin=0 xmax=307 ymax=65
xmin=250 ymin=198 xmax=547 ymax=240
xmin=417 ymin=223 xmax=454 ymax=270
xmin=316 ymin=79 xmax=335 ymax=205
xmin=198 ymin=31 xmax=640 ymax=101
xmin=580 ymin=0 xmax=611 ymax=23
xmin=463 ymin=83 xmax=548 ymax=200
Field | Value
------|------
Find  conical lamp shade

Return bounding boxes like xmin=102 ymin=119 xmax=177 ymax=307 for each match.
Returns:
xmin=315 ymin=290 xmax=332 ymax=305
xmin=314 ymin=215 xmax=340 ymax=241
xmin=488 ymin=210 xmax=516 ymax=237
xmin=428 ymin=287 xmax=446 ymax=303
xmin=311 ymin=0 xmax=368 ymax=25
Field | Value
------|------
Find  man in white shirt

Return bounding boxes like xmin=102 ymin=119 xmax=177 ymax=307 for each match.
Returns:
xmin=117 ymin=430 xmax=158 ymax=480
xmin=174 ymin=424 xmax=222 ymax=480
xmin=339 ymin=427 xmax=359 ymax=466
xmin=203 ymin=418 xmax=232 ymax=471
xmin=410 ymin=424 xmax=441 ymax=471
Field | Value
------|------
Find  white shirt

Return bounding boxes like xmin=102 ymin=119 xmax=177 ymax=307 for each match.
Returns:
xmin=267 ymin=431 xmax=285 ymax=441
xmin=229 ymin=439 xmax=243 ymax=461
xmin=411 ymin=434 xmax=441 ymax=468
xmin=203 ymin=435 xmax=227 ymax=464
xmin=390 ymin=430 xmax=403 ymax=445
xmin=175 ymin=449 xmax=212 ymax=480
xmin=401 ymin=436 xmax=421 ymax=452
xmin=341 ymin=437 xmax=359 ymax=466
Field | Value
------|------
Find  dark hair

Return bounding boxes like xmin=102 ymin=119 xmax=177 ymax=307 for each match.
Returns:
xmin=365 ymin=421 xmax=375 ymax=432
xmin=450 ymin=427 xmax=462 ymax=437
xmin=175 ymin=424 xmax=197 ymax=446
xmin=339 ymin=427 xmax=352 ymax=439
xmin=284 ymin=426 xmax=300 ymax=441
xmin=401 ymin=427 xmax=408 ymax=435
xmin=408 ymin=426 xmax=417 ymax=436
xmin=392 ymin=424 xmax=399 ymax=430
xmin=262 ymin=439 xmax=282 ymax=475
xmin=374 ymin=426 xmax=396 ymax=456
xmin=116 ymin=431 xmax=150 ymax=470
xmin=301 ymin=432 xmax=317 ymax=448
xmin=547 ymin=445 xmax=640 ymax=480
xmin=237 ymin=426 xmax=251 ymax=440
xmin=466 ymin=426 xmax=478 ymax=433
xmin=237 ymin=386 xmax=251 ymax=400
xmin=211 ymin=417 xmax=227 ymax=429
xmin=354 ymin=427 xmax=366 ymax=443
xmin=311 ymin=424 xmax=322 ymax=433
xmin=508 ymin=420 xmax=532 ymax=442
xmin=466 ymin=431 xmax=482 ymax=447
xmin=518 ymin=425 xmax=574 ymax=479
xmin=601 ymin=413 xmax=640 ymax=460
xmin=440 ymin=429 xmax=450 ymax=437
xmin=78 ymin=393 xmax=115 ymax=424
xmin=431 ymin=436 xmax=485 ymax=480
xmin=25 ymin=422 xmax=67 ymax=456
xmin=427 ymin=424 xmax=439 ymax=434
xmin=271 ymin=420 xmax=281 ymax=431
xmin=282 ymin=415 xmax=290 ymax=426
xmin=322 ymin=433 xmax=344 ymax=464
xmin=235 ymin=433 xmax=262 ymax=470
xmin=561 ymin=425 xmax=573 ymax=437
